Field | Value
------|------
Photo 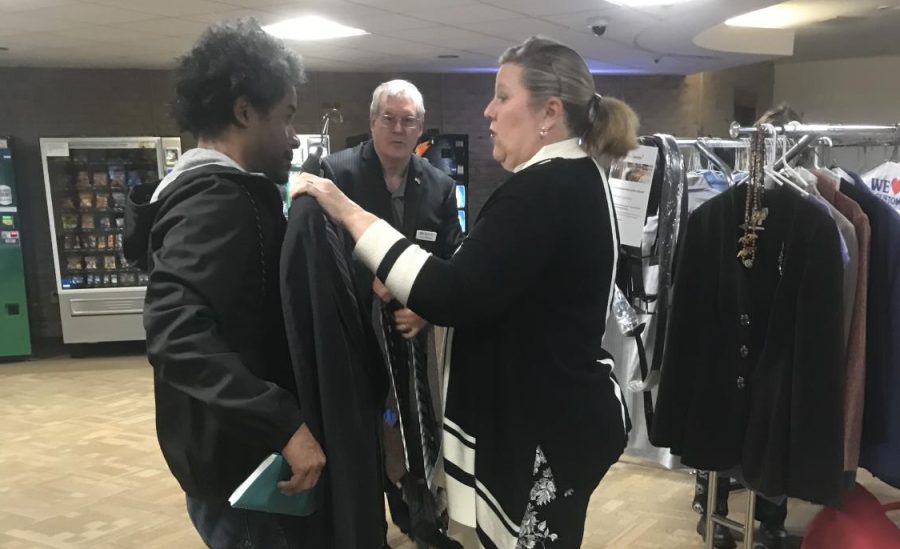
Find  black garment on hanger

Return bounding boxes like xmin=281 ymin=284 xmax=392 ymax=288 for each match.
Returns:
xmin=651 ymin=184 xmax=846 ymax=505
xmin=280 ymin=195 xmax=387 ymax=547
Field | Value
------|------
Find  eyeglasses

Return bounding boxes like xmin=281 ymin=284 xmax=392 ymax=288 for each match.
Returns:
xmin=377 ymin=113 xmax=420 ymax=130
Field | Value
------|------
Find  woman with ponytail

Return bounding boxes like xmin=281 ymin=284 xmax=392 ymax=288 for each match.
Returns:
xmin=292 ymin=36 xmax=638 ymax=548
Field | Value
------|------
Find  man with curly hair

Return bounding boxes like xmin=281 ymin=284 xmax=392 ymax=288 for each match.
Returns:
xmin=124 ymin=19 xmax=323 ymax=548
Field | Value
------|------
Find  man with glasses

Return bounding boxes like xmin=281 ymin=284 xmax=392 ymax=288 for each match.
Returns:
xmin=306 ymin=79 xmax=462 ymax=548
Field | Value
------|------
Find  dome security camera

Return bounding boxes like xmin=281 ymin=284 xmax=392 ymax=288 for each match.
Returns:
xmin=588 ymin=17 xmax=609 ymax=37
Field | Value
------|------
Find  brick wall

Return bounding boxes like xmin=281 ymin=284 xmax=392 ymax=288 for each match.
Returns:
xmin=0 ymin=62 xmax=772 ymax=344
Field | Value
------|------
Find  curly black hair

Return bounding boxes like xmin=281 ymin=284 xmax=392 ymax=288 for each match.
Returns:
xmin=173 ymin=18 xmax=305 ymax=138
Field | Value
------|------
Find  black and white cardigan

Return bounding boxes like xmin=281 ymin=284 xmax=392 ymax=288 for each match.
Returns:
xmin=355 ymin=139 xmax=629 ymax=548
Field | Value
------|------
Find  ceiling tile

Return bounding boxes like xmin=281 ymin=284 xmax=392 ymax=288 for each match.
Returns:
xmin=26 ymin=3 xmax=158 ymax=24
xmin=399 ymin=27 xmax=512 ymax=53
xmin=0 ymin=0 xmax=75 ymax=12
xmin=89 ymin=0 xmax=236 ymax=17
xmin=479 ymin=0 xmax=617 ymax=17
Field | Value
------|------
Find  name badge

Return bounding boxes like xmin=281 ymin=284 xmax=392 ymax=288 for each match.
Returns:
xmin=416 ymin=230 xmax=437 ymax=242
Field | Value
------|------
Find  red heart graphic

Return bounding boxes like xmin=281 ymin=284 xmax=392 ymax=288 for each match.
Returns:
xmin=893 ymin=178 xmax=900 ymax=195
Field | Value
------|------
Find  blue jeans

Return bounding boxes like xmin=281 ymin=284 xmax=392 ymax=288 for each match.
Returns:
xmin=186 ymin=495 xmax=306 ymax=549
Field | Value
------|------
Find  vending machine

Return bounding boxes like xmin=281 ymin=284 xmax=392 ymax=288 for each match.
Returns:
xmin=417 ymin=134 xmax=469 ymax=232
xmin=0 ymin=137 xmax=31 ymax=357
xmin=40 ymin=137 xmax=181 ymax=344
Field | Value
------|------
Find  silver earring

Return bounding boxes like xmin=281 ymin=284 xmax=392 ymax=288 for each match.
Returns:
xmin=539 ymin=127 xmax=548 ymax=137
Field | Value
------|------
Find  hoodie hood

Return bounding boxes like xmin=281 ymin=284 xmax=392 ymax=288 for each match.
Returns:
xmin=151 ymin=147 xmax=247 ymax=203
xmin=123 ymin=148 xmax=256 ymax=271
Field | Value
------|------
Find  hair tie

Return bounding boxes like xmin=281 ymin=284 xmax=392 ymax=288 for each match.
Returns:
xmin=588 ymin=92 xmax=603 ymax=120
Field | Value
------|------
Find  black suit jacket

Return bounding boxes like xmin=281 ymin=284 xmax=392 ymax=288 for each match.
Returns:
xmin=319 ymin=140 xmax=463 ymax=293
xmin=651 ymin=184 xmax=846 ymax=505
xmin=280 ymin=196 xmax=386 ymax=546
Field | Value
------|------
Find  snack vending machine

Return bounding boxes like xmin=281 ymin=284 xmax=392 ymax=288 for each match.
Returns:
xmin=40 ymin=137 xmax=181 ymax=344
xmin=0 ymin=137 xmax=31 ymax=357
xmin=417 ymin=134 xmax=469 ymax=232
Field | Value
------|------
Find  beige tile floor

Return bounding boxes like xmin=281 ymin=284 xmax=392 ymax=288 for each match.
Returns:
xmin=0 ymin=354 xmax=897 ymax=548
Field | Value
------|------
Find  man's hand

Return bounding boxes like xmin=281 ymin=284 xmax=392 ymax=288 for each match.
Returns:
xmin=394 ymin=308 xmax=427 ymax=339
xmin=277 ymin=423 xmax=326 ymax=495
xmin=372 ymin=278 xmax=393 ymax=303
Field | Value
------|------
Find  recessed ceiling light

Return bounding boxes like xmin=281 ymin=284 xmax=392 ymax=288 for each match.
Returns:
xmin=437 ymin=54 xmax=459 ymax=59
xmin=605 ymin=0 xmax=698 ymax=6
xmin=263 ymin=16 xmax=368 ymax=41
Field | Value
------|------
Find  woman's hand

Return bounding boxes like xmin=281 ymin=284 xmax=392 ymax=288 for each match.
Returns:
xmin=290 ymin=172 xmax=357 ymax=227
xmin=290 ymin=172 xmax=381 ymax=243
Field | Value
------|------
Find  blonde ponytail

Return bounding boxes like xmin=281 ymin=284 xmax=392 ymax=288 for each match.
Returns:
xmin=585 ymin=96 xmax=639 ymax=159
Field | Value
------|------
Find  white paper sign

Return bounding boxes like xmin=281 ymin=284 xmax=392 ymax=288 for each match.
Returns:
xmin=862 ymin=161 xmax=900 ymax=212
xmin=608 ymin=145 xmax=659 ymax=248
xmin=45 ymin=142 xmax=70 ymax=157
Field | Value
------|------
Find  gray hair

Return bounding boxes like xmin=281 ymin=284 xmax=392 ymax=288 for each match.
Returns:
xmin=499 ymin=36 xmax=638 ymax=159
xmin=369 ymin=79 xmax=426 ymax=120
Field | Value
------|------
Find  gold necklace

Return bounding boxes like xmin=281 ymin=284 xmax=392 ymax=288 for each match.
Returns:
xmin=737 ymin=126 xmax=768 ymax=269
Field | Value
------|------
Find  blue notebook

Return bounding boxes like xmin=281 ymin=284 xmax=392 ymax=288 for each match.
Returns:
xmin=228 ymin=453 xmax=316 ymax=517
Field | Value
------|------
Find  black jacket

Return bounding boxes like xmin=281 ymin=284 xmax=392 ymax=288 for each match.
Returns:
xmin=125 ymin=165 xmax=302 ymax=500
xmin=280 ymin=196 xmax=386 ymax=547
xmin=651 ymin=184 xmax=846 ymax=505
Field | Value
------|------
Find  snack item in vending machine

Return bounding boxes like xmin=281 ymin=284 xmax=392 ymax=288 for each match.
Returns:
xmin=126 ymin=171 xmax=142 ymax=188
xmin=93 ymin=172 xmax=109 ymax=188
xmin=115 ymin=216 xmax=125 ymax=229
xmin=84 ymin=256 xmax=98 ymax=270
xmin=84 ymin=235 xmax=96 ymax=249
xmin=76 ymin=171 xmax=91 ymax=189
xmin=67 ymin=256 xmax=83 ymax=271
xmin=108 ymin=234 xmax=116 ymax=249
xmin=79 ymin=192 xmax=93 ymax=209
xmin=62 ymin=214 xmax=78 ymax=230
xmin=60 ymin=196 xmax=76 ymax=209
xmin=63 ymin=235 xmax=75 ymax=250
xmin=111 ymin=192 xmax=126 ymax=209
xmin=81 ymin=215 xmax=95 ymax=230
xmin=110 ymin=274 xmax=118 ymax=285
xmin=97 ymin=236 xmax=106 ymax=250
xmin=109 ymin=166 xmax=126 ymax=188
xmin=95 ymin=193 xmax=109 ymax=210
xmin=98 ymin=216 xmax=111 ymax=230
xmin=104 ymin=255 xmax=116 ymax=270
xmin=138 ymin=273 xmax=150 ymax=286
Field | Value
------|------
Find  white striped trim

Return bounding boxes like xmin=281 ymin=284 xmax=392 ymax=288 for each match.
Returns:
xmin=595 ymin=161 xmax=620 ymax=327
xmin=475 ymin=480 xmax=520 ymax=549
xmin=353 ymin=219 xmax=405 ymax=273
xmin=595 ymin=162 xmax=628 ymax=433
xmin=444 ymin=426 xmax=475 ymax=476
xmin=444 ymin=417 xmax=476 ymax=446
xmin=597 ymin=359 xmax=628 ymax=432
xmin=445 ymin=471 xmax=477 ymax=527
xmin=384 ymin=244 xmax=430 ymax=304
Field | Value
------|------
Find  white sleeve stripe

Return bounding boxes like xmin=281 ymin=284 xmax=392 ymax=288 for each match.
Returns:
xmin=353 ymin=219 xmax=405 ymax=273
xmin=385 ymin=245 xmax=430 ymax=304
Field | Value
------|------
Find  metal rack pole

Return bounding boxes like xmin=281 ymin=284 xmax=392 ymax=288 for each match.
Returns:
xmin=705 ymin=471 xmax=757 ymax=549
xmin=730 ymin=121 xmax=900 ymax=147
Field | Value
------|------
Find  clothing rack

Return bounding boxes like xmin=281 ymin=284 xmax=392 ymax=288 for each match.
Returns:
xmin=689 ymin=121 xmax=900 ymax=549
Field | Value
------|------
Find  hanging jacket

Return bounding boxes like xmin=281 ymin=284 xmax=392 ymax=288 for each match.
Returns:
xmin=280 ymin=195 xmax=387 ymax=547
xmin=651 ymin=184 xmax=846 ymax=505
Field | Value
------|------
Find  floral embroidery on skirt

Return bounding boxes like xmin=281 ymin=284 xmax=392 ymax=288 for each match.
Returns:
xmin=516 ymin=446 xmax=563 ymax=548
